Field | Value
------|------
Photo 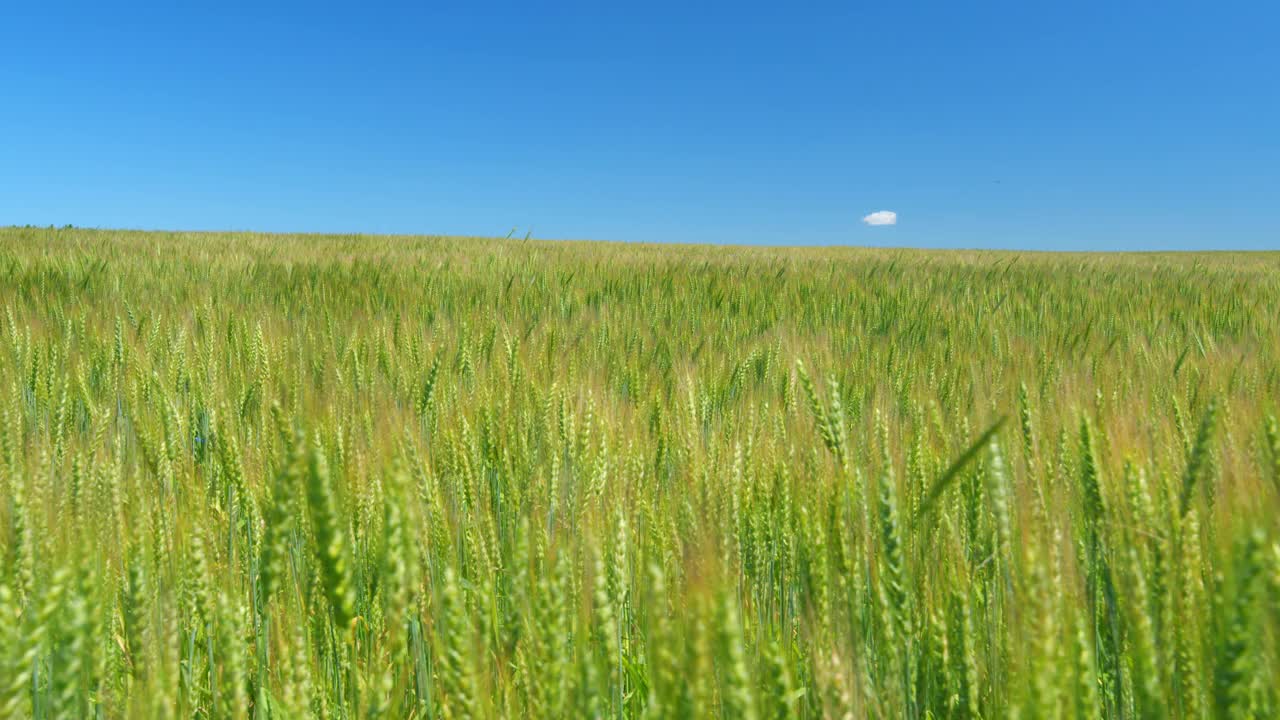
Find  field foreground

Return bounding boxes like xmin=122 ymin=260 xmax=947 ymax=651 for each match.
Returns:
xmin=1 ymin=227 xmax=1279 ymax=718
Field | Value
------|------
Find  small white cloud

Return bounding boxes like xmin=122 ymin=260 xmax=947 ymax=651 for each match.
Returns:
xmin=862 ymin=210 xmax=897 ymax=226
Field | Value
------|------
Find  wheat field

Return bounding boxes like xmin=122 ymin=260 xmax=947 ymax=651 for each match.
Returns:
xmin=1 ymin=226 xmax=1278 ymax=718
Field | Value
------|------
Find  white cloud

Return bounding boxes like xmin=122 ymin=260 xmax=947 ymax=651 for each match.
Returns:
xmin=862 ymin=210 xmax=898 ymax=226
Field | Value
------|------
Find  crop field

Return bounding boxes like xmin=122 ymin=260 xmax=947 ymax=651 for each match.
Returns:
xmin=0 ymin=227 xmax=1278 ymax=718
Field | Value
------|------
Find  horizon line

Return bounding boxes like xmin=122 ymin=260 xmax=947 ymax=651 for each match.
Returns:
xmin=2 ymin=223 xmax=1274 ymax=255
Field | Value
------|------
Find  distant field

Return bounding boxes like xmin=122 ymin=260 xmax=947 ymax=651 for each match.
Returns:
xmin=1 ymin=226 xmax=1279 ymax=718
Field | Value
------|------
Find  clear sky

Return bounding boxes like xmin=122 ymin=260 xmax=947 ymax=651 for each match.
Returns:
xmin=3 ymin=2 xmax=1277 ymax=250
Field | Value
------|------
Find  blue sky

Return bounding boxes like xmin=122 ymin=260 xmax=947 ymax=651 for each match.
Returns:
xmin=2 ymin=2 xmax=1277 ymax=250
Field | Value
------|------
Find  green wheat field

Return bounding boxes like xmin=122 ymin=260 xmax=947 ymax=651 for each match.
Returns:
xmin=1 ymin=226 xmax=1279 ymax=719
